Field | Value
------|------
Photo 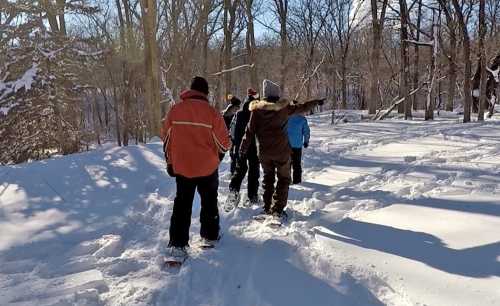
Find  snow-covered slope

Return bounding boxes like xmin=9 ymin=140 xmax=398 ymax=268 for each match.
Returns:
xmin=1 ymin=114 xmax=499 ymax=306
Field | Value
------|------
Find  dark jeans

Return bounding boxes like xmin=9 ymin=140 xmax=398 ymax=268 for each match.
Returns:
xmin=261 ymin=157 xmax=291 ymax=214
xmin=228 ymin=149 xmax=260 ymax=199
xmin=291 ymin=148 xmax=303 ymax=184
xmin=168 ymin=170 xmax=220 ymax=247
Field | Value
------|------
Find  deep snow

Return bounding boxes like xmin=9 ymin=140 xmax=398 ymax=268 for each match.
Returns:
xmin=0 ymin=113 xmax=499 ymax=306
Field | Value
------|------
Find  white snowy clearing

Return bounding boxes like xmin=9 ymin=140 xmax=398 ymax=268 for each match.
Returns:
xmin=1 ymin=112 xmax=499 ymax=306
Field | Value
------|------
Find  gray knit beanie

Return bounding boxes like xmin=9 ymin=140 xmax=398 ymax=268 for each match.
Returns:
xmin=262 ymin=79 xmax=281 ymax=101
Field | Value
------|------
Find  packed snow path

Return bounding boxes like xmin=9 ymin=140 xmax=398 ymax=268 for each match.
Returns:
xmin=0 ymin=114 xmax=499 ymax=306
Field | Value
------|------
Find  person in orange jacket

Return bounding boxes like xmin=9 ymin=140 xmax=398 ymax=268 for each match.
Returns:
xmin=161 ymin=76 xmax=231 ymax=258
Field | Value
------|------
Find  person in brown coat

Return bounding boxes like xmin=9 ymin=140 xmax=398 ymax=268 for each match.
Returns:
xmin=239 ymin=79 xmax=323 ymax=223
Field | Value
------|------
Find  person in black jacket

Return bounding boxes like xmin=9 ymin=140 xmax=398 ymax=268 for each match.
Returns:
xmin=222 ymin=95 xmax=242 ymax=174
xmin=222 ymin=95 xmax=241 ymax=129
xmin=224 ymin=88 xmax=260 ymax=211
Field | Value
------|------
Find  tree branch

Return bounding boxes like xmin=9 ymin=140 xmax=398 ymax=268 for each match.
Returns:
xmin=211 ymin=63 xmax=255 ymax=76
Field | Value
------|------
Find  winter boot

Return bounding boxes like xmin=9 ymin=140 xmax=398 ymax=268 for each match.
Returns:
xmin=224 ymin=190 xmax=240 ymax=212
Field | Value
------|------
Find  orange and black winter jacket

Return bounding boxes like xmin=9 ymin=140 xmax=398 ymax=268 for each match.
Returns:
xmin=161 ymin=90 xmax=231 ymax=178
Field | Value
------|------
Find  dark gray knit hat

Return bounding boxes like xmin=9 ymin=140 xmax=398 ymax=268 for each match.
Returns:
xmin=262 ymin=79 xmax=281 ymax=101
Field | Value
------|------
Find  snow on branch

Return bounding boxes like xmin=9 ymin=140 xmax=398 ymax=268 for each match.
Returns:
xmin=405 ymin=39 xmax=434 ymax=48
xmin=211 ymin=64 xmax=255 ymax=76
xmin=73 ymin=49 xmax=107 ymax=57
xmin=486 ymin=67 xmax=499 ymax=83
xmin=0 ymin=63 xmax=39 ymax=102
xmin=39 ymin=47 xmax=65 ymax=60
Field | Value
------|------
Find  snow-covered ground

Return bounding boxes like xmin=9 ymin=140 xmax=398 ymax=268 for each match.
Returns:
xmin=1 ymin=113 xmax=499 ymax=306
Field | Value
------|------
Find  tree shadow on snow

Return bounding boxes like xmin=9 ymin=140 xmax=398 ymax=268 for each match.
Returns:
xmin=0 ymin=143 xmax=175 ymax=264
xmin=314 ymin=218 xmax=500 ymax=278
xmin=335 ymin=187 xmax=500 ymax=218
xmin=250 ymin=239 xmax=384 ymax=306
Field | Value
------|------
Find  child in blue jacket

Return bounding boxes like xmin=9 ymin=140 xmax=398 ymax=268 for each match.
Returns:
xmin=287 ymin=113 xmax=310 ymax=184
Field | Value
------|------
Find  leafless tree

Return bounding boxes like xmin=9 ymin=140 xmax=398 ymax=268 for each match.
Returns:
xmin=478 ymin=0 xmax=487 ymax=121
xmin=140 ymin=0 xmax=161 ymax=135
xmin=368 ymin=0 xmax=389 ymax=115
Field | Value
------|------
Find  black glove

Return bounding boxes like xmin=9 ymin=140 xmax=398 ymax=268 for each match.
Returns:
xmin=167 ymin=164 xmax=176 ymax=177
xmin=303 ymin=142 xmax=309 ymax=148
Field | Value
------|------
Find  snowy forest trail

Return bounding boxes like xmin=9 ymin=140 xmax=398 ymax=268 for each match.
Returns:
xmin=0 ymin=114 xmax=499 ymax=306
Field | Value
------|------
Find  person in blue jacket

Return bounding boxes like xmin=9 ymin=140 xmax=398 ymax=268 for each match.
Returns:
xmin=287 ymin=112 xmax=310 ymax=184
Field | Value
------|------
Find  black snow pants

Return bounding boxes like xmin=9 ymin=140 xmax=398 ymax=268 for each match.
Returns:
xmin=230 ymin=148 xmax=238 ymax=175
xmin=228 ymin=145 xmax=260 ymax=199
xmin=168 ymin=170 xmax=220 ymax=247
xmin=291 ymin=148 xmax=303 ymax=184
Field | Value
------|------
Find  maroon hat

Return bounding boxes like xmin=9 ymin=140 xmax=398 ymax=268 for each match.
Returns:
xmin=247 ymin=88 xmax=257 ymax=96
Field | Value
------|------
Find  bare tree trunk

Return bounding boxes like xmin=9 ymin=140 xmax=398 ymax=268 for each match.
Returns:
xmin=274 ymin=0 xmax=289 ymax=93
xmin=40 ymin=0 xmax=60 ymax=33
xmin=328 ymin=62 xmax=337 ymax=122
xmin=413 ymin=0 xmax=422 ymax=110
xmin=93 ymin=95 xmax=101 ymax=146
xmin=341 ymin=55 xmax=347 ymax=109
xmin=200 ymin=1 xmax=211 ymax=78
xmin=104 ymin=96 xmax=110 ymax=133
xmin=425 ymin=18 xmax=439 ymax=120
xmin=245 ymin=0 xmax=258 ymax=90
xmin=222 ymin=0 xmax=237 ymax=100
xmin=56 ymin=0 xmax=66 ymax=35
xmin=451 ymin=0 xmax=472 ymax=123
xmin=116 ymin=0 xmax=130 ymax=146
xmin=369 ymin=0 xmax=388 ymax=114
xmin=461 ymin=34 xmax=472 ymax=123
xmin=113 ymin=86 xmax=122 ymax=147
xmin=140 ymin=0 xmax=161 ymax=136
xmin=399 ymin=0 xmax=411 ymax=119
xmin=215 ymin=43 xmax=225 ymax=109
xmin=478 ymin=0 xmax=487 ymax=121
xmin=202 ymin=22 xmax=209 ymax=77
xmin=123 ymin=0 xmax=137 ymax=145
xmin=439 ymin=0 xmax=457 ymax=112
xmin=447 ymin=33 xmax=457 ymax=111
xmin=167 ymin=0 xmax=181 ymax=97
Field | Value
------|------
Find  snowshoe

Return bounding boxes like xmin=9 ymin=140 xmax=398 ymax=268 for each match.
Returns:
xmin=163 ymin=246 xmax=188 ymax=269
xmin=242 ymin=195 xmax=259 ymax=208
xmin=224 ymin=191 xmax=240 ymax=212
xmin=268 ymin=211 xmax=288 ymax=228
xmin=252 ymin=209 xmax=271 ymax=222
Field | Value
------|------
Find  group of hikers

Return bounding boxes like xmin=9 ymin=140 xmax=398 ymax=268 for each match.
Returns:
xmin=161 ymin=76 xmax=323 ymax=259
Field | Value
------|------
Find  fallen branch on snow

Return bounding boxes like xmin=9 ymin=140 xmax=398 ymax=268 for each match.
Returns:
xmin=376 ymin=86 xmax=424 ymax=120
